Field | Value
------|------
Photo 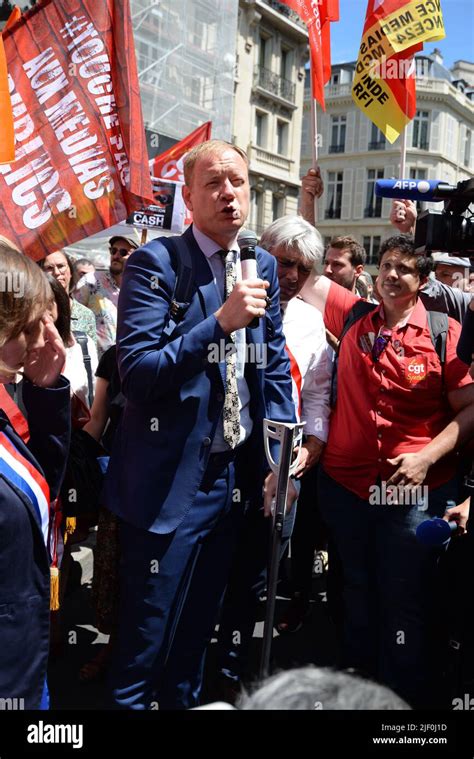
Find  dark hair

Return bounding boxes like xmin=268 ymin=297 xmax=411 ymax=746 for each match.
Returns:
xmin=327 ymin=236 xmax=367 ymax=267
xmin=38 ymin=250 xmax=76 ymax=293
xmin=378 ymin=234 xmax=433 ymax=279
xmin=74 ymin=258 xmax=94 ymax=269
xmin=45 ymin=274 xmax=72 ymax=346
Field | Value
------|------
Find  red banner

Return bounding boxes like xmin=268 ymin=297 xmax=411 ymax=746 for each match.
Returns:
xmin=0 ymin=0 xmax=153 ymax=260
xmin=149 ymin=121 xmax=212 ymax=184
xmin=279 ymin=1 xmax=339 ymax=109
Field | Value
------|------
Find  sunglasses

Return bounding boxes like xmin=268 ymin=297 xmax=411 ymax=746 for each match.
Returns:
xmin=110 ymin=247 xmax=132 ymax=257
xmin=372 ymin=328 xmax=392 ymax=363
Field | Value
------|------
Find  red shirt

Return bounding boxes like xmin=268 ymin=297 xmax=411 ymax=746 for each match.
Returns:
xmin=323 ymin=282 xmax=472 ymax=499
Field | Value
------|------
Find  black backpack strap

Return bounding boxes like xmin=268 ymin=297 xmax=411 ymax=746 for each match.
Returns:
xmin=426 ymin=310 xmax=448 ymax=392
xmin=74 ymin=330 xmax=94 ymax=408
xmin=330 ymin=300 xmax=377 ymax=408
xmin=158 ymin=236 xmax=195 ymax=339
xmin=426 ymin=310 xmax=448 ymax=365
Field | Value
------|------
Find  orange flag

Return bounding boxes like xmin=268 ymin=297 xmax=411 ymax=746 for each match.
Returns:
xmin=352 ymin=0 xmax=445 ymax=143
xmin=0 ymin=7 xmax=20 ymax=164
xmin=279 ymin=0 xmax=339 ymax=109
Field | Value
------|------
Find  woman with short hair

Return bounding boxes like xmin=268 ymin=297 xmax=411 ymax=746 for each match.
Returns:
xmin=0 ymin=238 xmax=70 ymax=708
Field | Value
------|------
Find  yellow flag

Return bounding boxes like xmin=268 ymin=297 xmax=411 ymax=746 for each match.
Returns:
xmin=352 ymin=0 xmax=445 ymax=144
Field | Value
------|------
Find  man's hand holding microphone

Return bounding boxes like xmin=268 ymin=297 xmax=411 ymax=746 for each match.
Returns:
xmin=214 ymin=279 xmax=270 ymax=334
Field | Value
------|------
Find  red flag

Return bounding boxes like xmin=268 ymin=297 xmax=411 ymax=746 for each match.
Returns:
xmin=0 ymin=0 xmax=153 ymax=260
xmin=279 ymin=1 xmax=339 ymax=109
xmin=149 ymin=122 xmax=212 ymax=185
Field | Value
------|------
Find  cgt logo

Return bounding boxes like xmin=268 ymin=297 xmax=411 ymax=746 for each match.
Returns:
xmin=408 ymin=363 xmax=425 ymax=375
xmin=404 ymin=357 xmax=426 ymax=384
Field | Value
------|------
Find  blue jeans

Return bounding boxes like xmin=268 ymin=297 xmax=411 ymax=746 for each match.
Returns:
xmin=318 ymin=468 xmax=460 ymax=708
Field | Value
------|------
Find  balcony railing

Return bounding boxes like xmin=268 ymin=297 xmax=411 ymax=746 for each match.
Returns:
xmin=329 ymin=144 xmax=345 ymax=154
xmin=412 ymin=140 xmax=429 ymax=150
xmin=368 ymin=141 xmax=386 ymax=150
xmin=262 ymin=0 xmax=306 ymax=28
xmin=254 ymin=65 xmax=296 ymax=104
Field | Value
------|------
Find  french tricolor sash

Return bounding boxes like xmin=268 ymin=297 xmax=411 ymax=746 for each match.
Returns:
xmin=0 ymin=431 xmax=50 ymax=545
xmin=285 ymin=344 xmax=302 ymax=419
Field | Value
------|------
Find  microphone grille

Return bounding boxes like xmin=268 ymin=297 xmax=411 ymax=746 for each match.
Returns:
xmin=237 ymin=228 xmax=258 ymax=248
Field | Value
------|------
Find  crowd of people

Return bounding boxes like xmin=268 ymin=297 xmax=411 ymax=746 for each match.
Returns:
xmin=0 ymin=139 xmax=473 ymax=712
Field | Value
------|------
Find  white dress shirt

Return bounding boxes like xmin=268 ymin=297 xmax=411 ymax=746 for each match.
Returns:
xmin=282 ymin=296 xmax=332 ymax=442
xmin=192 ymin=226 xmax=253 ymax=452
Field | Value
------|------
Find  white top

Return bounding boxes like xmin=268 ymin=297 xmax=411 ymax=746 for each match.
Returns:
xmin=63 ymin=336 xmax=98 ymax=407
xmin=193 ymin=225 xmax=253 ymax=453
xmin=282 ymin=297 xmax=332 ymax=442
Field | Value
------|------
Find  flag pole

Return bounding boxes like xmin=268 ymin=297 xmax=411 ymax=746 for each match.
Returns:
xmin=399 ymin=54 xmax=414 ymax=178
xmin=310 ymin=67 xmax=319 ymax=223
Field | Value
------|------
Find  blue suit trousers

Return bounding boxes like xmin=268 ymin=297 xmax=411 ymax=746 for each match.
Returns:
xmin=109 ymin=453 xmax=246 ymax=710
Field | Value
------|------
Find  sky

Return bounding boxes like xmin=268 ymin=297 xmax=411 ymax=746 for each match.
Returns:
xmin=331 ymin=0 xmax=474 ymax=69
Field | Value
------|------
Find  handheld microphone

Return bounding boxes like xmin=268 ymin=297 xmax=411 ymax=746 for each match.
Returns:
xmin=375 ymin=179 xmax=457 ymax=203
xmin=238 ymin=229 xmax=260 ymax=329
xmin=416 ymin=517 xmax=457 ymax=547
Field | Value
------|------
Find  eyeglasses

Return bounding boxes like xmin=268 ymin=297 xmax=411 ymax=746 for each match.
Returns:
xmin=110 ymin=247 xmax=131 ymax=257
xmin=44 ymin=263 xmax=68 ymax=274
xmin=372 ymin=328 xmax=392 ymax=363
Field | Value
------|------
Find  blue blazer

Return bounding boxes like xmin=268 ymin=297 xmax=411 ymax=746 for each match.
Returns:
xmin=0 ymin=377 xmax=70 ymax=709
xmin=103 ymin=226 xmax=295 ymax=534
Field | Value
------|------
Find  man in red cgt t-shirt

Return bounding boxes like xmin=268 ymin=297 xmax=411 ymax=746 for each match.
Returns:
xmin=301 ymin=233 xmax=474 ymax=709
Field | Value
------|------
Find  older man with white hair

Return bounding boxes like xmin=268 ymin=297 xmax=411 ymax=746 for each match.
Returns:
xmin=216 ymin=215 xmax=331 ymax=695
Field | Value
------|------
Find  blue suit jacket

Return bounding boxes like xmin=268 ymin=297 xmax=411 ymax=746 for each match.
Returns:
xmin=103 ymin=226 xmax=295 ymax=534
xmin=0 ymin=377 xmax=70 ymax=708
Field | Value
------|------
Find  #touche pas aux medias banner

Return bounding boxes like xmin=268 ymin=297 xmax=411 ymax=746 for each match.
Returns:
xmin=0 ymin=0 xmax=153 ymax=260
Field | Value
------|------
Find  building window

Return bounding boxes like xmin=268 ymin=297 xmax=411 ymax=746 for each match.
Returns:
xmin=259 ymin=36 xmax=268 ymax=69
xmin=331 ymin=72 xmax=340 ymax=85
xmin=272 ymin=195 xmax=284 ymax=220
xmin=364 ymin=169 xmax=383 ymax=218
xmin=325 ymin=171 xmax=343 ymax=219
xmin=412 ymin=110 xmax=430 ymax=150
xmin=280 ymin=47 xmax=290 ymax=80
xmin=409 ymin=167 xmax=428 ymax=212
xmin=368 ymin=123 xmax=385 ymax=150
xmin=276 ymin=120 xmax=289 ymax=155
xmin=250 ymin=188 xmax=265 ymax=236
xmin=329 ymin=115 xmax=346 ymax=153
xmin=255 ymin=111 xmax=267 ymax=148
xmin=363 ymin=235 xmax=381 ymax=265
xmin=464 ymin=129 xmax=472 ymax=167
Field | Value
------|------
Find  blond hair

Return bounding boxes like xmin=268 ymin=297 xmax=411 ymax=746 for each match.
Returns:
xmin=183 ymin=139 xmax=248 ymax=186
xmin=0 ymin=238 xmax=52 ymax=374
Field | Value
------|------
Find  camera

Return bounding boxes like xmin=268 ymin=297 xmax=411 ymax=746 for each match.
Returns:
xmin=375 ymin=177 xmax=474 ymax=255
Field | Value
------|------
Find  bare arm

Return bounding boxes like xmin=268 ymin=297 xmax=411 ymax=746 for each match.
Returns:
xmin=299 ymin=167 xmax=324 ymax=227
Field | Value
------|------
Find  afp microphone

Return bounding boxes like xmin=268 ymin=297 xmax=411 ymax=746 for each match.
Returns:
xmin=238 ymin=228 xmax=260 ymax=329
xmin=375 ymin=179 xmax=457 ymax=203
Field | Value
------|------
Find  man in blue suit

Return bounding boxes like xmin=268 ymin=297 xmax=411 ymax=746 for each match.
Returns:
xmin=104 ymin=139 xmax=296 ymax=710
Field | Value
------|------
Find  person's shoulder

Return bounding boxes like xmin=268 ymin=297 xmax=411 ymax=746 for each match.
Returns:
xmin=287 ymin=296 xmax=325 ymax=326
